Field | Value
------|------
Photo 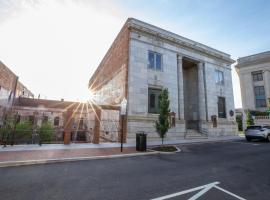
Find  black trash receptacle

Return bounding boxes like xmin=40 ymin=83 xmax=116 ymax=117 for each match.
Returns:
xmin=136 ymin=132 xmax=147 ymax=151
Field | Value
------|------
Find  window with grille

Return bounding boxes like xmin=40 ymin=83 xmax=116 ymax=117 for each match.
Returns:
xmin=148 ymin=88 xmax=161 ymax=113
xmin=254 ymin=86 xmax=266 ymax=107
xmin=218 ymin=97 xmax=226 ymax=118
xmin=252 ymin=71 xmax=263 ymax=82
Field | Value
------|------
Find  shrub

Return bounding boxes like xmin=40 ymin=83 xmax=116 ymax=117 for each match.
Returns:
xmin=38 ymin=122 xmax=54 ymax=143
xmin=236 ymin=115 xmax=243 ymax=131
xmin=246 ymin=110 xmax=254 ymax=127
xmin=15 ymin=121 xmax=33 ymax=144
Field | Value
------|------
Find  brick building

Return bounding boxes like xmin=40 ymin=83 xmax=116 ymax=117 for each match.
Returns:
xmin=89 ymin=18 xmax=237 ymax=142
xmin=0 ymin=61 xmax=33 ymax=126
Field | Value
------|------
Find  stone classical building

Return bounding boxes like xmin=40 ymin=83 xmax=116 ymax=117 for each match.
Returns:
xmin=89 ymin=18 xmax=237 ymax=141
xmin=235 ymin=51 xmax=270 ymax=112
xmin=0 ymin=61 xmax=33 ymax=126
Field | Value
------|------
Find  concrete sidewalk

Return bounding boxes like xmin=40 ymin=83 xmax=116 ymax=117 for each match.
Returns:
xmin=0 ymin=135 xmax=243 ymax=152
xmin=0 ymin=135 xmax=244 ymax=167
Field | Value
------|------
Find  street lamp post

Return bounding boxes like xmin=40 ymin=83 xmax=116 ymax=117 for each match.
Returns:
xmin=120 ymin=98 xmax=127 ymax=152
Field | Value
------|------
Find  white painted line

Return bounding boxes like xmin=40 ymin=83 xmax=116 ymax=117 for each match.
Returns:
xmin=214 ymin=185 xmax=247 ymax=200
xmin=188 ymin=182 xmax=218 ymax=200
xmin=151 ymin=182 xmax=247 ymax=200
xmin=151 ymin=182 xmax=220 ymax=200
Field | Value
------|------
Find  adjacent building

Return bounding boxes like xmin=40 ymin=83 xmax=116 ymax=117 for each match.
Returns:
xmin=89 ymin=18 xmax=237 ymax=141
xmin=235 ymin=51 xmax=270 ymax=112
xmin=0 ymin=61 xmax=34 ymax=126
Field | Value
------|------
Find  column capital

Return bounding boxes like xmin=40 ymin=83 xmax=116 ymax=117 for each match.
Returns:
xmin=177 ymin=55 xmax=183 ymax=61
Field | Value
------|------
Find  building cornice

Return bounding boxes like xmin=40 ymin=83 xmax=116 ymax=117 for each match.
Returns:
xmin=127 ymin=18 xmax=235 ymax=64
xmin=236 ymin=51 xmax=270 ymax=69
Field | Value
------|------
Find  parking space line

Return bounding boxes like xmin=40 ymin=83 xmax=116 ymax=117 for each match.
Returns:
xmin=214 ymin=185 xmax=246 ymax=200
xmin=150 ymin=182 xmax=220 ymax=200
xmin=151 ymin=182 xmax=247 ymax=200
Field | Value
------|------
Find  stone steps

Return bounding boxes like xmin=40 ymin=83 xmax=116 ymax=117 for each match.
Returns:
xmin=185 ymin=129 xmax=208 ymax=139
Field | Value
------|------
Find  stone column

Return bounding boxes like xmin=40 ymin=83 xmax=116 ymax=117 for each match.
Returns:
xmin=264 ymin=70 xmax=270 ymax=106
xmin=197 ymin=62 xmax=207 ymax=121
xmin=177 ymin=55 xmax=185 ymax=120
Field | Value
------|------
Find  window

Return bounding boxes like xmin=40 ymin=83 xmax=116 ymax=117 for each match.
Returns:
xmin=79 ymin=118 xmax=84 ymax=130
xmin=252 ymin=71 xmax=263 ymax=82
xmin=54 ymin=117 xmax=60 ymax=126
xmin=42 ymin=116 xmax=48 ymax=124
xmin=215 ymin=70 xmax=224 ymax=85
xmin=148 ymin=51 xmax=162 ymax=70
xmin=29 ymin=115 xmax=34 ymax=125
xmin=218 ymin=97 xmax=226 ymax=118
xmin=254 ymin=86 xmax=266 ymax=107
xmin=148 ymin=88 xmax=161 ymax=113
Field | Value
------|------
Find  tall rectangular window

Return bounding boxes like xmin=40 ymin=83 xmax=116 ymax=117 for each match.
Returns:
xmin=148 ymin=51 xmax=162 ymax=71
xmin=218 ymin=97 xmax=226 ymax=118
xmin=254 ymin=86 xmax=266 ymax=107
xmin=148 ymin=88 xmax=161 ymax=114
xmin=215 ymin=70 xmax=224 ymax=85
xmin=252 ymin=71 xmax=263 ymax=82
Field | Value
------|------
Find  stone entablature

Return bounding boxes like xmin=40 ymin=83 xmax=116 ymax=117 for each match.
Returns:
xmin=127 ymin=18 xmax=234 ymax=65
xmin=236 ymin=51 xmax=270 ymax=67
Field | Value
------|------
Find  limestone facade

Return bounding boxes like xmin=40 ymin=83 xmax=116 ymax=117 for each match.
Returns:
xmin=89 ymin=18 xmax=237 ymax=141
xmin=235 ymin=51 xmax=270 ymax=112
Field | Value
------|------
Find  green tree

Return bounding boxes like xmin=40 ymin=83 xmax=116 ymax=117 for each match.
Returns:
xmin=246 ymin=110 xmax=254 ymax=126
xmin=155 ymin=88 xmax=171 ymax=145
xmin=38 ymin=122 xmax=54 ymax=144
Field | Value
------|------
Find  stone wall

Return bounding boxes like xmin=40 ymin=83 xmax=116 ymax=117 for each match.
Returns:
xmin=127 ymin=22 xmax=236 ymax=139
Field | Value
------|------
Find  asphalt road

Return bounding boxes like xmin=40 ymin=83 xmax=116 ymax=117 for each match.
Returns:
xmin=0 ymin=140 xmax=269 ymax=200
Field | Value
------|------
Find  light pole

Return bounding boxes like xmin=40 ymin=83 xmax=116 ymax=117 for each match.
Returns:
xmin=120 ymin=98 xmax=127 ymax=152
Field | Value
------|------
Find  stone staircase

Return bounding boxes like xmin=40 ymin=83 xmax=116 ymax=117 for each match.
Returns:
xmin=185 ymin=129 xmax=208 ymax=139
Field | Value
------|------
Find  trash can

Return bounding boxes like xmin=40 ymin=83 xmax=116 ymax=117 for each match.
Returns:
xmin=136 ymin=132 xmax=147 ymax=151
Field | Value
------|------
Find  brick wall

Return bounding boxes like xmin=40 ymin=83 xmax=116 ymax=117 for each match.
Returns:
xmin=88 ymin=22 xmax=130 ymax=98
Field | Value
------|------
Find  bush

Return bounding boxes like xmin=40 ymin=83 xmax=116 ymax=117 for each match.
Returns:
xmin=236 ymin=115 xmax=243 ymax=131
xmin=15 ymin=122 xmax=33 ymax=144
xmin=0 ymin=127 xmax=12 ymax=145
xmin=38 ymin=122 xmax=54 ymax=143
xmin=249 ymin=110 xmax=268 ymax=116
xmin=246 ymin=110 xmax=254 ymax=127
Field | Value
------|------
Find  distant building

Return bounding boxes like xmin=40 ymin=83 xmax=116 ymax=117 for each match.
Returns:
xmin=89 ymin=18 xmax=237 ymax=141
xmin=235 ymin=51 xmax=270 ymax=112
xmin=0 ymin=61 xmax=34 ymax=126
xmin=12 ymin=97 xmax=119 ymax=143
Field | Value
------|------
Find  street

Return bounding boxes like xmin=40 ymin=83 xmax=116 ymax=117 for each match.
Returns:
xmin=0 ymin=140 xmax=269 ymax=200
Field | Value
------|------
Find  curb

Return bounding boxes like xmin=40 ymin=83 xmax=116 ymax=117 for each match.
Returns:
xmin=148 ymin=146 xmax=182 ymax=154
xmin=158 ymin=138 xmax=244 ymax=146
xmin=0 ymin=151 xmax=159 ymax=168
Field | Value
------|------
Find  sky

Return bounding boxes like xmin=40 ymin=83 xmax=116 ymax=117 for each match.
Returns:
xmin=0 ymin=0 xmax=269 ymax=108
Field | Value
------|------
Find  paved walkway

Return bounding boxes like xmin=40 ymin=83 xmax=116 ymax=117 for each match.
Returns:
xmin=0 ymin=135 xmax=244 ymax=166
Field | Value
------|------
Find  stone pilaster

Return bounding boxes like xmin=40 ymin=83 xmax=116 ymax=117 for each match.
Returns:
xmin=177 ymin=55 xmax=185 ymax=120
xmin=264 ymin=70 xmax=270 ymax=106
xmin=197 ymin=62 xmax=207 ymax=121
